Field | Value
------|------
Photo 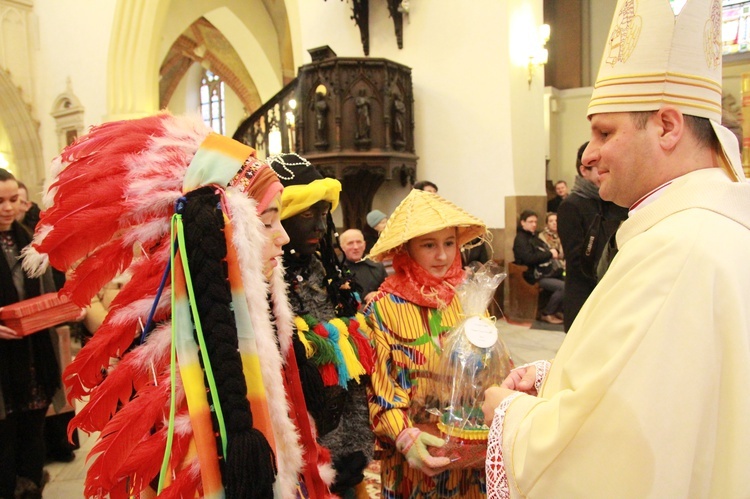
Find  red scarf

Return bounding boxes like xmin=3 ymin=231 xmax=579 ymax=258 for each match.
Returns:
xmin=380 ymin=250 xmax=465 ymax=309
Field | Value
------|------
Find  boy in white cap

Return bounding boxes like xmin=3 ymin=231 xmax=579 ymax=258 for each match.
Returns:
xmin=483 ymin=1 xmax=750 ymax=497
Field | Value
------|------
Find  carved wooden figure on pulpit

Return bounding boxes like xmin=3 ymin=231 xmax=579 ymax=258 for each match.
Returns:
xmin=236 ymin=50 xmax=419 ymax=230
xmin=392 ymin=93 xmax=406 ymax=150
xmin=355 ymin=89 xmax=371 ymax=147
xmin=314 ymin=85 xmax=329 ymax=149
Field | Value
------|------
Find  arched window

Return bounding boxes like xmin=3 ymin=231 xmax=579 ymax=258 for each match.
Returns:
xmin=200 ymin=70 xmax=225 ymax=134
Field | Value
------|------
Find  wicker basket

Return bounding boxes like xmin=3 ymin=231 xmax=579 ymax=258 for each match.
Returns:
xmin=415 ymin=420 xmax=488 ymax=471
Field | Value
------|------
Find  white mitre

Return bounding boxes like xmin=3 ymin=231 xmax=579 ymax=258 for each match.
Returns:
xmin=588 ymin=0 xmax=745 ymax=181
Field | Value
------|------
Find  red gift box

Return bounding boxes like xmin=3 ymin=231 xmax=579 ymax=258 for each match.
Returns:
xmin=0 ymin=293 xmax=82 ymax=337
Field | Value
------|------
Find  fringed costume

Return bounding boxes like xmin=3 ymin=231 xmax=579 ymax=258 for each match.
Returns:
xmin=269 ymin=154 xmax=375 ymax=497
xmin=22 ymin=113 xmax=333 ymax=498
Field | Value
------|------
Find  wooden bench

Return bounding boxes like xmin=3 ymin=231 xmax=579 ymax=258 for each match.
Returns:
xmin=487 ymin=259 xmax=505 ymax=319
xmin=506 ymin=262 xmax=541 ymax=323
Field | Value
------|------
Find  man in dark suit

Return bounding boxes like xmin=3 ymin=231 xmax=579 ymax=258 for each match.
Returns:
xmin=340 ymin=229 xmax=386 ymax=304
xmin=557 ymin=142 xmax=628 ymax=332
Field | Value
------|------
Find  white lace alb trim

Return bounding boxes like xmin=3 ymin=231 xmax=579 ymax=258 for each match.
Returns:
xmin=486 ymin=391 xmax=522 ymax=499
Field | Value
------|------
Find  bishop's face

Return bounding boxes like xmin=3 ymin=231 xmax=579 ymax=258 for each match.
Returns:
xmin=282 ymin=200 xmax=331 ymax=256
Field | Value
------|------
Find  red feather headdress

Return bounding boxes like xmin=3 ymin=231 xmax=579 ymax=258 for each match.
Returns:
xmin=22 ymin=113 xmax=332 ymax=498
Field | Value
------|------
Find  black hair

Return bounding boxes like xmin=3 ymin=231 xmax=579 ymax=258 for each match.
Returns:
xmin=630 ymin=111 xmax=655 ymax=130
xmin=684 ymin=115 xmax=719 ymax=151
xmin=630 ymin=111 xmax=719 ymax=151
xmin=182 ymin=187 xmax=276 ymax=498
xmin=0 ymin=169 xmax=17 ymax=182
xmin=519 ymin=209 xmax=537 ymax=224
xmin=576 ymin=141 xmax=590 ymax=177
xmin=413 ymin=180 xmax=438 ymax=192
xmin=517 ymin=209 xmax=538 ymax=232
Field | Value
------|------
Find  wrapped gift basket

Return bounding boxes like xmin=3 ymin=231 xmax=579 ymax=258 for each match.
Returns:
xmin=427 ymin=262 xmax=513 ymax=469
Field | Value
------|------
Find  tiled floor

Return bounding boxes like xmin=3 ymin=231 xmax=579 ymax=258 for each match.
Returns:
xmin=42 ymin=319 xmax=565 ymax=497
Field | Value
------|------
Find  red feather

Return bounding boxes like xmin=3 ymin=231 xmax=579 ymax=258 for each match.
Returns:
xmin=63 ymin=318 xmax=140 ymax=401
xmin=56 ymin=116 xmax=166 ymax=160
xmin=33 ymin=113 xmax=179 ymax=278
xmin=115 ymin=417 xmax=192 ymax=496
xmin=72 ymin=341 xmax=171 ymax=433
xmin=45 ymin=165 xmax=129 ymax=213
xmin=158 ymin=460 xmax=203 ymax=499
xmin=106 ymin=480 xmax=132 ymax=499
xmin=61 ymin=239 xmax=134 ymax=307
xmin=63 ymin=253 xmax=172 ymax=402
xmin=47 ymin=116 xmax=171 ymax=194
xmin=43 ymin=177 xmax=126 ymax=225
xmin=84 ymin=381 xmax=170 ymax=496
xmin=26 ymin=112 xmax=216 ymax=499
xmin=40 ymin=205 xmax=127 ymax=271
xmin=101 ymin=246 xmax=172 ymax=322
xmin=69 ymin=362 xmax=138 ymax=435
xmin=318 ymin=444 xmax=331 ymax=465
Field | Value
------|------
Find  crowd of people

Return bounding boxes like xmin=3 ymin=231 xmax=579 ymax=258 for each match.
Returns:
xmin=2 ymin=1 xmax=749 ymax=497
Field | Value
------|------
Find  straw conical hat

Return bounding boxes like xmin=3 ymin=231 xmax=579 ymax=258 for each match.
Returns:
xmin=368 ymin=189 xmax=486 ymax=262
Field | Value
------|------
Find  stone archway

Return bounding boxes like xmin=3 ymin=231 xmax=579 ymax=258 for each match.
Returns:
xmin=0 ymin=68 xmax=44 ymax=193
xmin=159 ymin=17 xmax=262 ymax=112
xmin=107 ymin=0 xmax=297 ymax=121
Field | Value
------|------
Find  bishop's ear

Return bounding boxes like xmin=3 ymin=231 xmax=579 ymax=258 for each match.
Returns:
xmin=655 ymin=106 xmax=685 ymax=152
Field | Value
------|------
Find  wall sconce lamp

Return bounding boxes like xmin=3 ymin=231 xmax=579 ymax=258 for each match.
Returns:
xmin=528 ymin=24 xmax=550 ymax=88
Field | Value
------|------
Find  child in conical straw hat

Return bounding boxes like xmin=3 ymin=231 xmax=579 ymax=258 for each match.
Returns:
xmin=365 ymin=189 xmax=489 ymax=498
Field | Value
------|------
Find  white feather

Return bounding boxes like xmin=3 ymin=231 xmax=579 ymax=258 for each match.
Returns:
xmin=43 ymin=155 xmax=64 ymax=208
xmin=318 ymin=462 xmax=337 ymax=488
xmin=270 ymin=263 xmax=295 ymax=362
xmin=21 ymin=244 xmax=50 ymax=277
xmin=225 ymin=188 xmax=304 ymax=499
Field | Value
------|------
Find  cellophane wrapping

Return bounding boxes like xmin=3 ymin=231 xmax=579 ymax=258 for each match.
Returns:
xmin=428 ymin=261 xmax=512 ymax=469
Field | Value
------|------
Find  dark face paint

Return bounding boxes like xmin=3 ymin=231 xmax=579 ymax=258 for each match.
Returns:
xmin=282 ymin=200 xmax=331 ymax=256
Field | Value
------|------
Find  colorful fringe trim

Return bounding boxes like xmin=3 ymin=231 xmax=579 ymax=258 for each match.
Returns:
xmin=294 ymin=313 xmax=375 ymax=388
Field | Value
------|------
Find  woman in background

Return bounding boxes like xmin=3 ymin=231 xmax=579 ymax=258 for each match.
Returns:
xmin=538 ymin=212 xmax=565 ymax=271
xmin=512 ymin=210 xmax=565 ymax=325
xmin=0 ymin=169 xmax=64 ymax=499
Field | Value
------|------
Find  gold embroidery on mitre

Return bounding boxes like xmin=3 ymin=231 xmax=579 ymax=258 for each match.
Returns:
xmin=704 ymin=0 xmax=722 ymax=70
xmin=605 ymin=0 xmax=642 ymax=67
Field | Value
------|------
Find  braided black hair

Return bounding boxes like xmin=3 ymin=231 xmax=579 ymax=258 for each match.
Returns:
xmin=182 ymin=187 xmax=276 ymax=498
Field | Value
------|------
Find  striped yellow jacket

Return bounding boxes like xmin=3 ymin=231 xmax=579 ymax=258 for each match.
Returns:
xmin=365 ymin=291 xmax=487 ymax=498
xmin=365 ymin=292 xmax=464 ymax=444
